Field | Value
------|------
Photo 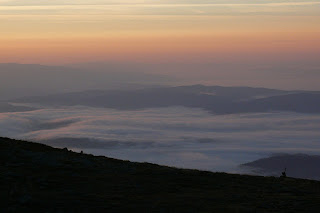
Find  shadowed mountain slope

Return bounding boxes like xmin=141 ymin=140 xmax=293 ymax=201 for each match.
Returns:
xmin=1 ymin=137 xmax=320 ymax=212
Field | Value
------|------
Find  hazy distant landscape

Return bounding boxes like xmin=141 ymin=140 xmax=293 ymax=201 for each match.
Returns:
xmin=1 ymin=63 xmax=320 ymax=180
xmin=0 ymin=63 xmax=319 ymax=180
xmin=1 ymin=76 xmax=320 ymax=180
xmin=13 ymin=84 xmax=320 ymax=114
xmin=0 ymin=63 xmax=174 ymax=100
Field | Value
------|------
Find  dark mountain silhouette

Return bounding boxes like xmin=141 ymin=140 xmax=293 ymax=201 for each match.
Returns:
xmin=242 ymin=154 xmax=320 ymax=180
xmin=1 ymin=137 xmax=320 ymax=212
xmin=14 ymin=85 xmax=320 ymax=114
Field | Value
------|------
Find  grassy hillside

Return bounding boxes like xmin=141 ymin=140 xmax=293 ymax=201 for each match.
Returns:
xmin=1 ymin=137 xmax=320 ymax=212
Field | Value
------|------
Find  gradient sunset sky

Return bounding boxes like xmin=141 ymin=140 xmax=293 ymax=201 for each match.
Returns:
xmin=0 ymin=0 xmax=318 ymax=63
xmin=1 ymin=0 xmax=319 ymax=89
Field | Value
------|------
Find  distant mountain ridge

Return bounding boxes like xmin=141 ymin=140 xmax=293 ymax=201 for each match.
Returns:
xmin=0 ymin=63 xmax=173 ymax=100
xmin=243 ymin=154 xmax=320 ymax=180
xmin=0 ymin=102 xmax=35 ymax=113
xmin=13 ymin=85 xmax=320 ymax=114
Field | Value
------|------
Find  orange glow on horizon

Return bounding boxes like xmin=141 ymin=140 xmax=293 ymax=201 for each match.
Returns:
xmin=1 ymin=32 xmax=319 ymax=64
xmin=0 ymin=1 xmax=319 ymax=64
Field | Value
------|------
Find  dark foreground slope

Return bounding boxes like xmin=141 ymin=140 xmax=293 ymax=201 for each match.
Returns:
xmin=1 ymin=137 xmax=320 ymax=212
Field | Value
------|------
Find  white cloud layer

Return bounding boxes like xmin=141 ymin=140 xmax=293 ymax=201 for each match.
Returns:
xmin=1 ymin=106 xmax=320 ymax=173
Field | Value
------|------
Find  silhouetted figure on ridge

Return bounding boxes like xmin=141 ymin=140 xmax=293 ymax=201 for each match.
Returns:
xmin=281 ymin=168 xmax=287 ymax=178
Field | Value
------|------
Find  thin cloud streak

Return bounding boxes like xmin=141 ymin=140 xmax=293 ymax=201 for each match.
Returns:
xmin=1 ymin=3 xmax=319 ymax=16
xmin=1 ymin=0 xmax=319 ymax=6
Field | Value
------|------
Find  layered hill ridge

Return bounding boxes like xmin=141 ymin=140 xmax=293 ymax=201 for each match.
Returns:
xmin=0 ymin=102 xmax=35 ymax=113
xmin=0 ymin=63 xmax=173 ymax=100
xmin=1 ymin=137 xmax=320 ymax=212
xmin=14 ymin=85 xmax=320 ymax=114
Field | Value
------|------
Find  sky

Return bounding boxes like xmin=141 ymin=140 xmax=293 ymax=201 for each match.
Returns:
xmin=0 ymin=0 xmax=319 ymax=89
xmin=0 ymin=0 xmax=319 ymax=63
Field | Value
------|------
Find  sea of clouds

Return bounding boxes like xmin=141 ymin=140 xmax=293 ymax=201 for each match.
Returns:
xmin=1 ymin=105 xmax=320 ymax=173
